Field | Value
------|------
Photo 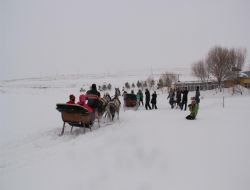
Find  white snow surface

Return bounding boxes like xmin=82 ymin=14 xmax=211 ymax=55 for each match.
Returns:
xmin=0 ymin=74 xmax=250 ymax=190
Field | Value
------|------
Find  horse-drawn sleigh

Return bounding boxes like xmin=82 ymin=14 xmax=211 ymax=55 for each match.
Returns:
xmin=123 ymin=93 xmax=139 ymax=111
xmin=56 ymin=94 xmax=121 ymax=135
xmin=56 ymin=104 xmax=93 ymax=136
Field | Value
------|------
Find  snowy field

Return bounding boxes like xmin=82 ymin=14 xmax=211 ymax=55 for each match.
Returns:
xmin=0 ymin=73 xmax=250 ymax=190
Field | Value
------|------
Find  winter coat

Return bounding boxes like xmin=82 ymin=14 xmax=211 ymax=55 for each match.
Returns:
xmin=139 ymin=91 xmax=143 ymax=100
xmin=151 ymin=93 xmax=157 ymax=104
xmin=195 ymin=89 xmax=200 ymax=104
xmin=86 ymin=88 xmax=101 ymax=108
xmin=66 ymin=94 xmax=75 ymax=104
xmin=167 ymin=90 xmax=175 ymax=104
xmin=182 ymin=90 xmax=189 ymax=101
xmin=176 ymin=90 xmax=182 ymax=103
xmin=145 ymin=90 xmax=150 ymax=102
xmin=66 ymin=100 xmax=75 ymax=104
xmin=77 ymin=94 xmax=93 ymax=113
xmin=189 ymin=103 xmax=199 ymax=118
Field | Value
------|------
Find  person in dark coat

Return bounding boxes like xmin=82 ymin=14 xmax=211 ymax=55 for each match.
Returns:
xmin=181 ymin=87 xmax=189 ymax=111
xmin=145 ymin=89 xmax=151 ymax=110
xmin=138 ymin=89 xmax=144 ymax=106
xmin=167 ymin=88 xmax=175 ymax=109
xmin=86 ymin=83 xmax=101 ymax=109
xmin=176 ymin=88 xmax=182 ymax=109
xmin=151 ymin=91 xmax=157 ymax=109
xmin=195 ymin=86 xmax=200 ymax=105
xmin=86 ymin=84 xmax=101 ymax=124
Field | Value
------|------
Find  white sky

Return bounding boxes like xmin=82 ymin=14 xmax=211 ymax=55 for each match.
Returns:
xmin=1 ymin=0 xmax=250 ymax=80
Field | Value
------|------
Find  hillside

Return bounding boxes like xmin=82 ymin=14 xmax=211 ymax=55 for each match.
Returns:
xmin=0 ymin=74 xmax=250 ymax=190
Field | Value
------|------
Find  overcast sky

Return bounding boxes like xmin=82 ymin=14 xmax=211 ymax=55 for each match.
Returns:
xmin=1 ymin=0 xmax=250 ymax=80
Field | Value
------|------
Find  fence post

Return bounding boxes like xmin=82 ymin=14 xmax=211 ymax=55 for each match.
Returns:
xmin=223 ymin=96 xmax=225 ymax=108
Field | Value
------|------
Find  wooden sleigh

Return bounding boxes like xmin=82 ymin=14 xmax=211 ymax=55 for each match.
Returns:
xmin=56 ymin=104 xmax=92 ymax=136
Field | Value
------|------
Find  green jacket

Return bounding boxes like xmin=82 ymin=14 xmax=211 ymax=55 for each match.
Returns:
xmin=189 ymin=103 xmax=199 ymax=118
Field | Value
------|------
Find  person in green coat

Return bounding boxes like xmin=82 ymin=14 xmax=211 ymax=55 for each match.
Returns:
xmin=186 ymin=97 xmax=199 ymax=120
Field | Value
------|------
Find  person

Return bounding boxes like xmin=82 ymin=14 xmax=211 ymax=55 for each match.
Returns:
xmin=167 ymin=88 xmax=175 ymax=109
xmin=77 ymin=94 xmax=93 ymax=113
xmin=145 ymin=89 xmax=151 ymax=110
xmin=151 ymin=91 xmax=157 ymax=109
xmin=86 ymin=84 xmax=101 ymax=124
xmin=138 ymin=89 xmax=144 ymax=106
xmin=136 ymin=91 xmax=140 ymax=105
xmin=86 ymin=84 xmax=101 ymax=108
xmin=176 ymin=87 xmax=182 ymax=109
xmin=66 ymin=94 xmax=75 ymax=104
xmin=186 ymin=97 xmax=199 ymax=120
xmin=122 ymin=90 xmax=127 ymax=101
xmin=181 ymin=87 xmax=189 ymax=111
xmin=195 ymin=86 xmax=200 ymax=105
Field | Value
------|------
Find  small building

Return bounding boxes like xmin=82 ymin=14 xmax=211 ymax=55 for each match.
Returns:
xmin=174 ymin=81 xmax=220 ymax=91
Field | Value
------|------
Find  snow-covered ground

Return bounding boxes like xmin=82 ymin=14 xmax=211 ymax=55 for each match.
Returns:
xmin=0 ymin=73 xmax=250 ymax=190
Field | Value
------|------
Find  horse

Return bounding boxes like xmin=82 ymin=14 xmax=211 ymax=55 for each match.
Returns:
xmin=105 ymin=96 xmax=121 ymax=121
xmin=97 ymin=93 xmax=111 ymax=118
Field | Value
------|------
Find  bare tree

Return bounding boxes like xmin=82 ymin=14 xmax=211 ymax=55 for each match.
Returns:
xmin=191 ymin=60 xmax=209 ymax=82
xmin=136 ymin=80 xmax=142 ymax=88
xmin=157 ymin=78 xmax=164 ymax=89
xmin=107 ymin=83 xmax=112 ymax=90
xmin=206 ymin=46 xmax=246 ymax=90
xmin=206 ymin=46 xmax=232 ymax=89
xmin=146 ymin=77 xmax=155 ymax=89
xmin=159 ymin=72 xmax=177 ymax=87
xmin=227 ymin=48 xmax=246 ymax=79
xmin=125 ymin=82 xmax=130 ymax=89
xmin=102 ymin=84 xmax=107 ymax=91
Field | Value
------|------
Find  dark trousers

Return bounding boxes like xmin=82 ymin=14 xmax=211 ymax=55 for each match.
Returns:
xmin=152 ymin=103 xmax=157 ymax=109
xmin=181 ymin=100 xmax=187 ymax=111
xmin=145 ymin=101 xmax=151 ymax=110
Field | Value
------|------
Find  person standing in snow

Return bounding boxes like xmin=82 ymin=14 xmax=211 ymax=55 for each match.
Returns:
xmin=186 ymin=97 xmax=199 ymax=120
xmin=181 ymin=87 xmax=189 ymax=111
xmin=151 ymin=91 xmax=157 ymax=109
xmin=145 ymin=89 xmax=152 ymax=110
xmin=167 ymin=88 xmax=175 ymax=109
xmin=195 ymin=86 xmax=200 ymax=105
xmin=176 ymin=87 xmax=182 ymax=109
xmin=138 ymin=89 xmax=144 ymax=106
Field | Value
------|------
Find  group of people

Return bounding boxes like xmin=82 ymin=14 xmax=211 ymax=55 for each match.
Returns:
xmin=123 ymin=89 xmax=158 ymax=110
xmin=167 ymin=87 xmax=189 ymax=110
xmin=66 ymin=84 xmax=101 ymax=123
xmin=66 ymin=84 xmax=200 ymax=121
xmin=166 ymin=86 xmax=200 ymax=120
